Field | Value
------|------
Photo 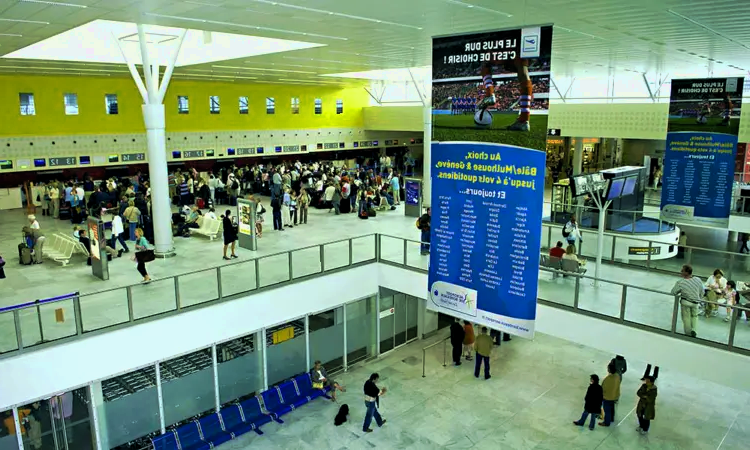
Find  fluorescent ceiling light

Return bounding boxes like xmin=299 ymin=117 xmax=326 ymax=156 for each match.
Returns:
xmin=555 ymin=26 xmax=603 ymax=40
xmin=327 ymin=50 xmax=402 ymax=60
xmin=282 ymin=56 xmax=380 ymax=66
xmin=20 ymin=0 xmax=86 ymax=7
xmin=321 ymin=66 xmax=431 ymax=81
xmin=2 ymin=20 xmax=324 ymax=66
xmin=173 ymin=73 xmax=257 ymax=80
xmin=382 ymin=43 xmax=416 ymax=50
xmin=211 ymin=64 xmax=316 ymax=73
xmin=278 ymin=78 xmax=344 ymax=84
xmin=668 ymin=9 xmax=750 ymax=51
xmin=272 ymin=63 xmax=340 ymax=70
xmin=183 ymin=1 xmax=222 ymax=6
xmin=0 ymin=33 xmax=23 ymax=37
xmin=445 ymin=0 xmax=512 ymax=17
xmin=0 ymin=18 xmax=51 ymax=25
xmin=0 ymin=64 xmax=129 ymax=73
xmin=249 ymin=0 xmax=422 ymax=30
xmin=145 ymin=13 xmax=347 ymax=41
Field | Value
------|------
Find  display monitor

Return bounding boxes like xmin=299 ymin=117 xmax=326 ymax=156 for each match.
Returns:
xmin=571 ymin=176 xmax=589 ymax=197
xmin=607 ymin=178 xmax=625 ymax=200
xmin=172 ymin=151 xmax=181 ymax=159
xmin=622 ymin=176 xmax=638 ymax=196
xmin=34 ymin=158 xmax=46 ymax=167
xmin=227 ymin=148 xmax=235 ymax=156
xmin=79 ymin=156 xmax=91 ymax=165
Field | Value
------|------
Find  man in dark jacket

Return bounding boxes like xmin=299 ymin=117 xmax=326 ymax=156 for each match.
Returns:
xmin=418 ymin=207 xmax=431 ymax=255
xmin=450 ymin=319 xmax=465 ymax=366
xmin=573 ymin=374 xmax=604 ymax=430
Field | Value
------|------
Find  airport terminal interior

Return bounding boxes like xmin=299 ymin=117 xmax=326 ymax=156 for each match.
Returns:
xmin=2 ymin=0 xmax=750 ymax=449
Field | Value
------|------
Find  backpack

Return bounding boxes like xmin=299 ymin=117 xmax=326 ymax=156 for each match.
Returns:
xmin=231 ymin=179 xmax=239 ymax=190
xmin=562 ymin=226 xmax=571 ymax=238
xmin=416 ymin=218 xmax=421 ymax=230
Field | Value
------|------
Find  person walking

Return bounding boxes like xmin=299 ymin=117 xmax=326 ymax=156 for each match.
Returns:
xmin=362 ymin=373 xmax=387 ymax=433
xmin=599 ymin=362 xmax=621 ymax=427
xmin=450 ymin=319 xmax=465 ymax=366
xmin=271 ymin=194 xmax=283 ymax=231
xmin=49 ymin=182 xmax=60 ymax=219
xmin=462 ymin=320 xmax=475 ymax=361
xmin=110 ymin=214 xmax=129 ymax=253
xmin=297 ymin=188 xmax=309 ymax=225
xmin=635 ymin=375 xmax=657 ymax=435
xmin=563 ymin=216 xmax=583 ymax=247
xmin=473 ymin=326 xmax=493 ymax=379
xmin=418 ymin=207 xmax=431 ymax=255
xmin=671 ymin=264 xmax=704 ymax=337
xmin=123 ymin=200 xmax=141 ymax=242
xmin=573 ymin=374 xmax=604 ymax=430
xmin=133 ymin=228 xmax=152 ymax=283
xmin=222 ymin=209 xmax=238 ymax=260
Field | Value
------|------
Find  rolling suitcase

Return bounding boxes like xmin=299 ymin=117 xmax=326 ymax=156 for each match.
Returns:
xmin=58 ymin=204 xmax=71 ymax=220
xmin=18 ymin=243 xmax=32 ymax=265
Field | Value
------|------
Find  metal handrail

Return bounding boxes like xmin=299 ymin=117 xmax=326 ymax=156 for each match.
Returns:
xmin=421 ymin=335 xmax=449 ymax=377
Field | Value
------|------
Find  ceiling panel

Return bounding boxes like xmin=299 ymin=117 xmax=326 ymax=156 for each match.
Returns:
xmin=0 ymin=0 xmax=748 ymax=83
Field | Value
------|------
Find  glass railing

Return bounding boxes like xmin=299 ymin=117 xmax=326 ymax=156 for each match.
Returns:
xmin=377 ymin=235 xmax=750 ymax=355
xmin=0 ymin=234 xmax=379 ymax=355
xmin=3 ymin=232 xmax=750 ymax=359
xmin=540 ymin=222 xmax=750 ymax=281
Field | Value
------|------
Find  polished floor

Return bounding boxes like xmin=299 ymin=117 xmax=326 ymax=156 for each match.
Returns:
xmin=218 ymin=329 xmax=750 ymax=450
xmin=1 ymin=197 xmax=750 ymax=353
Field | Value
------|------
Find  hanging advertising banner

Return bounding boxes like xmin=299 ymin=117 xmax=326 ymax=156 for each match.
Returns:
xmin=431 ymin=25 xmax=553 ymax=151
xmin=661 ymin=77 xmax=743 ymax=226
xmin=428 ymin=142 xmax=545 ymax=339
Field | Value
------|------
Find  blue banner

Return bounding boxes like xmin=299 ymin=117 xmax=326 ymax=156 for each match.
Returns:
xmin=660 ymin=132 xmax=736 ymax=227
xmin=405 ymin=180 xmax=420 ymax=206
xmin=428 ymin=142 xmax=545 ymax=338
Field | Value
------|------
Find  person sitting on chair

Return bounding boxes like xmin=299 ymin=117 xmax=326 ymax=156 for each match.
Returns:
xmin=563 ymin=244 xmax=586 ymax=266
xmin=549 ymin=241 xmax=566 ymax=259
xmin=311 ymin=360 xmax=346 ymax=402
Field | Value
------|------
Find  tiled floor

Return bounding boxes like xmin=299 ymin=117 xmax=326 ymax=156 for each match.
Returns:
xmin=2 ymin=197 xmax=750 ymax=353
xmin=218 ymin=329 xmax=750 ymax=450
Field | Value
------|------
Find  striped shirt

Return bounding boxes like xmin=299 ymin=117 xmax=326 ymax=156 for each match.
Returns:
xmin=671 ymin=276 xmax=704 ymax=304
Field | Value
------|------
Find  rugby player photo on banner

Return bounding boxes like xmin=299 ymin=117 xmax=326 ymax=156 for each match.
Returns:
xmin=660 ymin=77 xmax=743 ymax=227
xmin=431 ymin=25 xmax=553 ymax=151
xmin=428 ymin=25 xmax=553 ymax=339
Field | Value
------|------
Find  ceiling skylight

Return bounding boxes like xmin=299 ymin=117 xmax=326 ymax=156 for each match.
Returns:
xmin=2 ymin=20 xmax=325 ymax=66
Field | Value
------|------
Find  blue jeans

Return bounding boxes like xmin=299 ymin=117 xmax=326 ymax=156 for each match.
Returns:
xmin=602 ymin=399 xmax=615 ymax=425
xmin=575 ymin=411 xmax=598 ymax=429
xmin=420 ymin=230 xmax=430 ymax=254
xmin=129 ymin=222 xmax=137 ymax=241
xmin=350 ymin=195 xmax=356 ymax=210
xmin=363 ymin=401 xmax=383 ymax=431
xmin=110 ymin=234 xmax=129 ymax=252
xmin=474 ymin=354 xmax=490 ymax=379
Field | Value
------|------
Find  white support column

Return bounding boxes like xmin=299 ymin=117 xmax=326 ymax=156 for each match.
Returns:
xmin=375 ymin=292 xmax=381 ymax=356
xmin=155 ymin=362 xmax=166 ymax=434
xmin=261 ymin=328 xmax=269 ymax=391
xmin=423 ymin=106 xmax=432 ymax=207
xmin=211 ymin=344 xmax=220 ymax=413
xmin=12 ymin=407 xmax=24 ymax=450
xmin=572 ymin=138 xmax=584 ymax=176
xmin=594 ymin=199 xmax=611 ymax=286
xmin=342 ymin=303 xmax=348 ymax=371
xmin=89 ymin=382 xmax=108 ymax=450
xmin=304 ymin=315 xmax=311 ymax=370
xmin=112 ymin=24 xmax=186 ymax=256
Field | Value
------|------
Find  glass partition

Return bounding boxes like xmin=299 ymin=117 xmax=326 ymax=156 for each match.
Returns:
xmin=258 ymin=253 xmax=291 ymax=288
xmin=406 ymin=295 xmax=419 ymax=341
xmin=100 ymin=366 xmax=160 ymax=448
xmin=345 ymin=297 xmax=376 ymax=366
xmin=0 ymin=409 xmax=19 ymax=450
xmin=379 ymin=235 xmax=404 ymax=265
xmin=160 ymin=349 xmax=215 ymax=427
xmin=178 ymin=270 xmax=220 ymax=308
xmin=351 ymin=235 xmax=376 ymax=264
xmin=0 ymin=313 xmax=18 ymax=354
xmin=576 ymin=278 xmax=622 ymax=319
xmin=623 ymin=287 xmax=675 ymax=332
xmin=379 ymin=294 xmax=395 ymax=354
xmin=17 ymin=388 xmax=94 ymax=450
xmin=323 ymin=241 xmax=349 ymax=271
xmin=80 ymin=289 xmax=129 ymax=332
xmin=217 ymin=334 xmax=263 ymax=405
xmin=265 ymin=320 xmax=306 ymax=387
xmin=131 ymin=279 xmax=176 ymax=319
xmin=219 ymin=260 xmax=257 ymax=297
xmin=309 ymin=308 xmax=345 ymax=373
xmin=291 ymin=246 xmax=321 ymax=278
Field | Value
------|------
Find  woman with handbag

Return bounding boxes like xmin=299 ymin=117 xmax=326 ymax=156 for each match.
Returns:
xmin=133 ymin=228 xmax=153 ymax=283
xmin=222 ymin=209 xmax=239 ymax=260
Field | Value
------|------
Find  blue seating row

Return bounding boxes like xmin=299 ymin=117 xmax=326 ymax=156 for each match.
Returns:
xmin=151 ymin=373 xmax=332 ymax=450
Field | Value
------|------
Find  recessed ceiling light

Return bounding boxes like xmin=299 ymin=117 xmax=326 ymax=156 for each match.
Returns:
xmin=0 ymin=33 xmax=23 ymax=37
xmin=555 ymin=26 xmax=603 ymax=40
xmin=327 ymin=50 xmax=401 ymax=60
xmin=145 ymin=13 xmax=347 ymax=40
xmin=20 ymin=0 xmax=87 ymax=8
xmin=173 ymin=73 xmax=257 ymax=80
xmin=282 ymin=56 xmax=380 ymax=66
xmin=382 ymin=43 xmax=416 ymax=50
xmin=183 ymin=0 xmax=222 ymax=6
xmin=212 ymin=64 xmax=316 ymax=74
xmin=0 ymin=18 xmax=51 ymax=25
xmin=444 ymin=0 xmax=512 ymax=17
xmin=249 ymin=0 xmax=422 ymax=30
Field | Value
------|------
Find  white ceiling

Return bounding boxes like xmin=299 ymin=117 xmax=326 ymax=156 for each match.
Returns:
xmin=0 ymin=0 xmax=748 ymax=85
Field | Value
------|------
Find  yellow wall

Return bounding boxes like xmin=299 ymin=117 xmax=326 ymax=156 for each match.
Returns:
xmin=0 ymin=74 xmax=369 ymax=136
xmin=363 ymin=106 xmax=423 ymax=132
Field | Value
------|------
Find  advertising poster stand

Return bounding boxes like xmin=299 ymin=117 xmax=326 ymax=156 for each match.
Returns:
xmin=403 ymin=178 xmax=423 ymax=218
xmin=87 ymin=217 xmax=109 ymax=281
xmin=236 ymin=198 xmax=257 ymax=251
